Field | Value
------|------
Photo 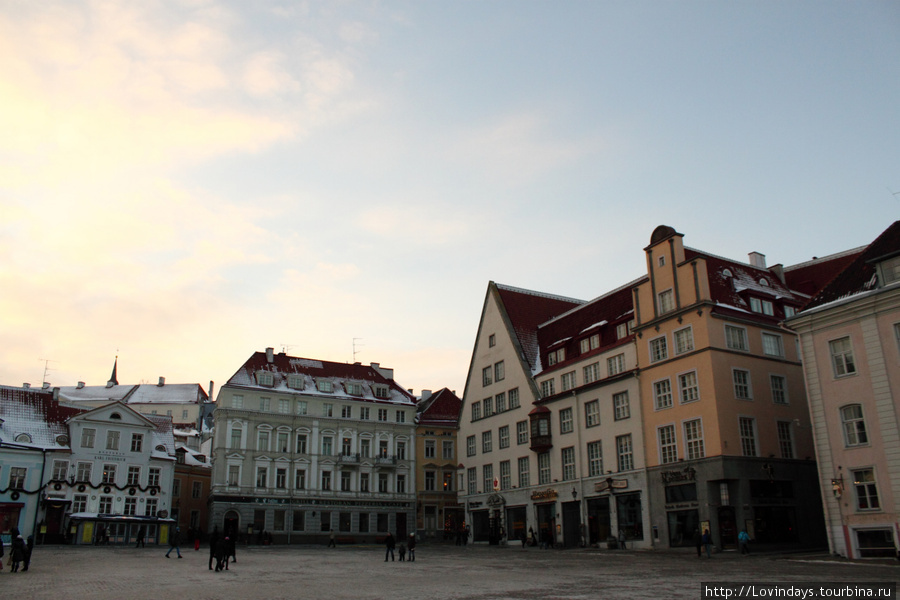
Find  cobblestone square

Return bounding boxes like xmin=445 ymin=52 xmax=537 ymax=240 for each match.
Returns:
xmin=4 ymin=544 xmax=899 ymax=600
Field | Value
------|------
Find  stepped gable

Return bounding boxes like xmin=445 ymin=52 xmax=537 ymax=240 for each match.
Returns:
xmin=803 ymin=221 xmax=900 ymax=311
xmin=536 ymin=281 xmax=637 ymax=375
xmin=417 ymin=388 xmax=462 ymax=427
xmin=495 ymin=284 xmax=584 ymax=371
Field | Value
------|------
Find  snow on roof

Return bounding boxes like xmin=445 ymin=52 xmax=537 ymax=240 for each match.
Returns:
xmin=57 ymin=382 xmax=207 ymax=405
xmin=57 ymin=384 xmax=136 ymax=403
xmin=176 ymin=443 xmax=211 ymax=467
xmin=0 ymin=386 xmax=84 ymax=449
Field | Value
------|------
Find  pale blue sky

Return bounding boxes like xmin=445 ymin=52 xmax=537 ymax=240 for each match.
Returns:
xmin=1 ymin=1 xmax=897 ymax=397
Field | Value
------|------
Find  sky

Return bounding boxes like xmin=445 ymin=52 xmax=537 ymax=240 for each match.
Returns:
xmin=1 ymin=1 xmax=898 ymax=400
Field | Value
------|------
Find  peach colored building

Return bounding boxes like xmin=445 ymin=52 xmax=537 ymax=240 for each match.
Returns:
xmin=787 ymin=221 xmax=900 ymax=558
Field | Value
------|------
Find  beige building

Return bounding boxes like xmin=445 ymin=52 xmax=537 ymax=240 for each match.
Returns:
xmin=414 ymin=388 xmax=462 ymax=540
xmin=787 ymin=221 xmax=900 ymax=558
xmin=208 ymin=348 xmax=417 ymax=544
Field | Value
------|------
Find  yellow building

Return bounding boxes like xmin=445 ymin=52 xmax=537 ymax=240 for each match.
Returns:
xmin=414 ymin=388 xmax=462 ymax=541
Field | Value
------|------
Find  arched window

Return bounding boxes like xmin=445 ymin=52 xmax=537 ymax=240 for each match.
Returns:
xmin=840 ymin=405 xmax=868 ymax=447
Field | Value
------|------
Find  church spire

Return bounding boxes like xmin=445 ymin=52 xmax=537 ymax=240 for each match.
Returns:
xmin=107 ymin=356 xmax=119 ymax=388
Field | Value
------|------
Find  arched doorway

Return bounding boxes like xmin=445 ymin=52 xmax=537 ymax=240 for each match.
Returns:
xmin=224 ymin=510 xmax=240 ymax=542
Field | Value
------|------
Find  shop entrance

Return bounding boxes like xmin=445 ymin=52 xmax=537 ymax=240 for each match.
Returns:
xmin=536 ymin=502 xmax=556 ymax=548
xmin=587 ymin=497 xmax=611 ymax=545
xmin=562 ymin=501 xmax=581 ymax=548
xmin=717 ymin=506 xmax=737 ymax=549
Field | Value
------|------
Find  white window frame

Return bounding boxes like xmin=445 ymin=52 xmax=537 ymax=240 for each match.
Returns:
xmin=725 ymin=324 xmax=749 ymax=352
xmin=777 ymin=421 xmax=794 ymax=459
xmin=499 ymin=425 xmax=510 ymax=449
xmin=658 ymin=288 xmax=675 ymax=315
xmin=559 ymin=407 xmax=574 ymax=434
xmin=658 ymin=424 xmax=678 ymax=464
xmin=613 ymin=391 xmax=630 ymax=420
xmin=841 ymin=404 xmax=869 ymax=447
xmin=733 ymin=368 xmax=752 ymax=400
xmin=561 ymin=447 xmax=576 ymax=481
xmin=482 ymin=430 xmax=492 ymax=453
xmin=560 ymin=371 xmax=577 ymax=392
xmin=616 ymin=434 xmax=633 ymax=472
xmin=830 ymin=336 xmax=857 ymax=378
xmin=584 ymin=362 xmax=600 ymax=384
xmin=649 ymin=335 xmax=668 ymax=363
xmin=684 ymin=419 xmax=705 ymax=460
xmin=761 ymin=332 xmax=785 ymax=357
xmin=674 ymin=326 xmax=694 ymax=355
xmin=585 ymin=400 xmax=600 ymax=428
xmin=517 ymin=457 xmax=530 ymax=488
xmin=516 ymin=421 xmax=528 ymax=445
xmin=607 ymin=353 xmax=625 ymax=376
xmin=852 ymin=468 xmax=881 ymax=511
xmin=587 ymin=441 xmax=603 ymax=477
xmin=770 ymin=374 xmax=788 ymax=405
xmin=653 ymin=378 xmax=673 ymax=410
xmin=738 ymin=417 xmax=758 ymax=457
xmin=678 ymin=370 xmax=700 ymax=404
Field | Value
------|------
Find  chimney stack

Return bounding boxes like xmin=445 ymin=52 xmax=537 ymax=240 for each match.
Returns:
xmin=749 ymin=251 xmax=766 ymax=269
xmin=208 ymin=380 xmax=215 ymax=401
xmin=77 ymin=381 xmax=85 ymax=389
xmin=42 ymin=382 xmax=50 ymax=390
xmin=421 ymin=389 xmax=432 ymax=401
xmin=23 ymin=382 xmax=30 ymax=389
xmin=266 ymin=347 xmax=275 ymax=363
xmin=158 ymin=376 xmax=166 ymax=387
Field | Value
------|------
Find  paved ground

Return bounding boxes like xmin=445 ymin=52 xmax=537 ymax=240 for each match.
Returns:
xmin=3 ymin=543 xmax=899 ymax=600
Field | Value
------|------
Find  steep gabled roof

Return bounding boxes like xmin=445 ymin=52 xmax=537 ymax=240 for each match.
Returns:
xmin=783 ymin=246 xmax=866 ymax=299
xmin=417 ymin=388 xmax=462 ymax=427
xmin=495 ymin=284 xmax=584 ymax=372
xmin=0 ymin=386 xmax=85 ymax=449
xmin=224 ymin=351 xmax=416 ymax=406
xmin=801 ymin=221 xmax=900 ymax=311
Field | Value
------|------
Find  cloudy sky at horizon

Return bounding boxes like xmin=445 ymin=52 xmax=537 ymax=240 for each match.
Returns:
xmin=1 ymin=1 xmax=898 ymax=399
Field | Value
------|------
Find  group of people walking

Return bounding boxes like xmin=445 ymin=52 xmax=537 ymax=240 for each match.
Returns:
xmin=383 ymin=532 xmax=416 ymax=562
xmin=208 ymin=526 xmax=237 ymax=572
xmin=0 ymin=528 xmax=33 ymax=573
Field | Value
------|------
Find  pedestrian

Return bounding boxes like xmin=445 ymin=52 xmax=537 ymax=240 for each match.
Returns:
xmin=194 ymin=527 xmax=202 ymax=551
xmin=528 ymin=527 xmax=536 ymax=547
xmin=520 ymin=530 xmax=527 ymax=550
xmin=208 ymin=526 xmax=219 ymax=570
xmin=22 ymin=535 xmax=33 ymax=572
xmin=408 ymin=533 xmax=416 ymax=562
xmin=384 ymin=532 xmax=395 ymax=561
xmin=692 ymin=528 xmax=702 ymax=558
xmin=702 ymin=529 xmax=713 ymax=558
xmin=10 ymin=529 xmax=26 ymax=572
xmin=618 ymin=528 xmax=627 ymax=550
xmin=738 ymin=529 xmax=750 ymax=555
xmin=136 ymin=526 xmax=146 ymax=548
xmin=398 ymin=540 xmax=406 ymax=562
xmin=328 ymin=528 xmax=336 ymax=548
xmin=464 ymin=523 xmax=470 ymax=546
xmin=166 ymin=526 xmax=183 ymax=558
xmin=95 ymin=524 xmax=105 ymax=546
xmin=215 ymin=536 xmax=230 ymax=571
xmin=227 ymin=531 xmax=237 ymax=564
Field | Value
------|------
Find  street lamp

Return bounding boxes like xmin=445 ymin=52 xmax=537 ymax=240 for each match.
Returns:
xmin=572 ymin=488 xmax=577 ymax=500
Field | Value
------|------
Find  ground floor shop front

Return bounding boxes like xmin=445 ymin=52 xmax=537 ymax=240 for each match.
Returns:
xmin=647 ymin=457 xmax=827 ymax=551
xmin=209 ymin=494 xmax=415 ymax=544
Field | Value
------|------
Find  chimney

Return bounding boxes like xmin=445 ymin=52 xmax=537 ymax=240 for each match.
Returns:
xmin=749 ymin=251 xmax=766 ymax=269
xmin=42 ymin=382 xmax=50 ymax=390
xmin=421 ymin=389 xmax=432 ymax=401
xmin=370 ymin=363 xmax=393 ymax=380
xmin=23 ymin=382 xmax=30 ymax=389
xmin=266 ymin=347 xmax=275 ymax=363
xmin=770 ymin=263 xmax=786 ymax=284
xmin=76 ymin=381 xmax=85 ymax=389
xmin=53 ymin=387 xmax=60 ymax=400
xmin=208 ymin=380 xmax=215 ymax=401
xmin=158 ymin=376 xmax=166 ymax=387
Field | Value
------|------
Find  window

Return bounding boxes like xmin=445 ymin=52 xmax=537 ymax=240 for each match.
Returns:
xmin=516 ymin=421 xmax=528 ymax=445
xmin=467 ymin=435 xmax=476 ymax=457
xmin=762 ymin=332 xmax=784 ymax=357
xmin=614 ymin=391 xmax=631 ymax=420
xmin=616 ymin=435 xmax=633 ymax=472
xmin=725 ymin=325 xmax=748 ymax=351
xmin=378 ymin=409 xmax=388 ymax=422
xmin=649 ymin=336 xmax=668 ymax=363
xmin=852 ymin=468 xmax=880 ymax=511
xmin=424 ymin=471 xmax=436 ymax=491
xmin=341 ymin=405 xmax=352 ymax=419
xmin=482 ymin=431 xmax=493 ymax=453
xmin=587 ymin=441 xmax=603 ymax=477
xmin=540 ymin=379 xmax=556 ymax=398
xmin=148 ymin=467 xmax=160 ymax=487
xmin=102 ymin=464 xmax=116 ymax=484
xmin=674 ymin=327 xmax=694 ymax=355
xmin=538 ymin=452 xmax=551 ymax=485
xmin=9 ymin=467 xmax=26 ymax=489
xmin=317 ymin=380 xmax=333 ymax=393
xmin=584 ymin=362 xmax=600 ymax=384
xmin=560 ymin=371 xmax=577 ymax=392
xmin=684 ymin=419 xmax=705 ymax=460
xmin=658 ymin=289 xmax=675 ymax=314
xmin=145 ymin=498 xmax=158 ymax=517
xmin=340 ymin=471 xmax=351 ymax=492
xmin=489 ymin=334 xmax=496 ymax=347
xmin=508 ymin=388 xmax=520 ymax=408
xmin=518 ymin=457 xmax=530 ymax=488
xmin=296 ymin=434 xmax=308 ymax=453
xmin=52 ymin=460 xmax=68 ymax=480
xmin=127 ymin=466 xmax=141 ymax=485
xmin=345 ymin=383 xmax=362 ymax=396
xmin=256 ymin=466 xmax=268 ymax=488
xmin=396 ymin=410 xmax=406 ymax=423
xmin=495 ymin=392 xmax=506 ymax=412
xmin=585 ymin=400 xmax=600 ymax=427
xmin=359 ymin=406 xmax=369 ymax=420
xmin=880 ymin=255 xmax=900 ymax=285
xmin=559 ymin=408 xmax=574 ymax=433
xmin=841 ymin=405 xmax=868 ymax=446
xmin=106 ymin=430 xmax=119 ymax=451
xmin=322 ymin=471 xmax=332 ymax=491
xmin=374 ymin=386 xmax=390 ymax=399
xmin=483 ymin=398 xmax=493 ymax=417
xmin=483 ymin=464 xmax=493 ymax=493
xmin=76 ymin=461 xmax=91 ymax=482
xmin=471 ymin=403 xmax=482 ymax=421
xmin=257 ymin=430 xmax=270 ymax=451
xmin=443 ymin=440 xmax=454 ymax=459
xmin=750 ymin=297 xmax=774 ymax=315
xmin=230 ymin=425 xmax=242 ymax=449
xmin=173 ymin=478 xmax=182 ymax=497
xmin=733 ymin=369 xmax=752 ymax=400
xmin=547 ymin=348 xmax=565 ymax=366
xmin=654 ymin=379 xmax=673 ymax=410
xmin=322 ymin=436 xmax=333 ymax=455
xmin=73 ymin=494 xmax=87 ymax=513
xmin=784 ymin=306 xmax=796 ymax=318
xmin=494 ymin=361 xmax=505 ymax=382
xmin=360 ymin=438 xmax=370 ymax=458
xmin=232 ymin=395 xmax=243 ymax=409
xmin=658 ymin=254 xmax=666 ymax=267
xmin=895 ymin=323 xmax=900 ymax=353
xmin=467 ymin=468 xmax=477 ymax=495
xmin=499 ymin=425 xmax=510 ymax=449
xmin=257 ymin=371 xmax=274 ymax=387
xmin=279 ymin=399 xmax=290 ymax=414
xmin=561 ymin=447 xmax=576 ymax=481
xmin=359 ymin=472 xmax=368 ymax=492
xmin=616 ymin=323 xmax=628 ymax=339
xmin=482 ymin=366 xmax=493 ymax=387
xmin=739 ymin=417 xmax=758 ymax=457
xmin=277 ymin=432 xmax=289 ymax=453
xmin=658 ymin=425 xmax=677 ymax=464
xmin=777 ymin=421 xmax=794 ymax=458
xmin=260 ymin=397 xmax=270 ymax=411
xmin=607 ymin=354 xmax=625 ymax=376
xmin=499 ymin=460 xmax=511 ymax=490
xmin=130 ymin=434 xmax=143 ymax=453
xmin=323 ymin=403 xmax=333 ymax=417
xmin=424 ymin=439 xmax=436 ymax=459
xmin=297 ymin=400 xmax=308 ymax=415
xmin=228 ymin=465 xmax=240 ymax=486
xmin=294 ymin=469 xmax=306 ymax=490
xmin=678 ymin=371 xmax=700 ymax=403
xmin=99 ymin=496 xmax=113 ymax=514
xmin=830 ymin=337 xmax=857 ymax=377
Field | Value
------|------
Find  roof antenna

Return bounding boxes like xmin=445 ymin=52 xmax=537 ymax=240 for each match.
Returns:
xmin=38 ymin=358 xmax=56 ymax=386
xmin=280 ymin=344 xmax=296 ymax=355
xmin=353 ymin=338 xmax=364 ymax=363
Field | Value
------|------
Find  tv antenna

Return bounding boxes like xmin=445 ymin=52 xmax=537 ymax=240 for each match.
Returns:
xmin=38 ymin=358 xmax=56 ymax=386
xmin=352 ymin=338 xmax=364 ymax=363
xmin=280 ymin=343 xmax=297 ymax=355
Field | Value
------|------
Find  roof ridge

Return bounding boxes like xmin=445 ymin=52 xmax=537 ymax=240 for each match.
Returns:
xmin=783 ymin=245 xmax=868 ymax=272
xmin=539 ymin=275 xmax=645 ymax=329
xmin=684 ymin=246 xmax=766 ymax=270
xmin=495 ymin=282 xmax=585 ymax=305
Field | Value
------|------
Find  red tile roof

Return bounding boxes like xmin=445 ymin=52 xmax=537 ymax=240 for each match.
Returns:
xmin=783 ymin=247 xmax=865 ymax=299
xmin=416 ymin=388 xmax=462 ymax=427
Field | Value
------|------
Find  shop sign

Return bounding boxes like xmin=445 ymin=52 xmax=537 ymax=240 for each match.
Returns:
xmin=530 ymin=488 xmax=558 ymax=501
xmin=661 ymin=467 xmax=696 ymax=485
xmin=595 ymin=478 xmax=628 ymax=493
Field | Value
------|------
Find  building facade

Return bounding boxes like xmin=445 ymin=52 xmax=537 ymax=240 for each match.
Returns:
xmin=208 ymin=348 xmax=417 ymax=544
xmin=787 ymin=221 xmax=900 ymax=558
xmin=415 ymin=388 xmax=462 ymax=541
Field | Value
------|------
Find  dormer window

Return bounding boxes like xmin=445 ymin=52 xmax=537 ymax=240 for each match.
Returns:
xmin=877 ymin=255 xmax=900 ymax=286
xmin=256 ymin=371 xmax=275 ymax=387
xmin=317 ymin=380 xmax=333 ymax=393
xmin=287 ymin=375 xmax=305 ymax=390
xmin=749 ymin=297 xmax=774 ymax=316
xmin=580 ymin=334 xmax=600 ymax=354
xmin=155 ymin=445 xmax=167 ymax=453
xmin=547 ymin=348 xmax=565 ymax=366
xmin=345 ymin=382 xmax=363 ymax=396
xmin=15 ymin=433 xmax=32 ymax=443
xmin=110 ymin=413 xmax=122 ymax=420
xmin=374 ymin=385 xmax=390 ymax=399
xmin=759 ymin=278 xmax=769 ymax=287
